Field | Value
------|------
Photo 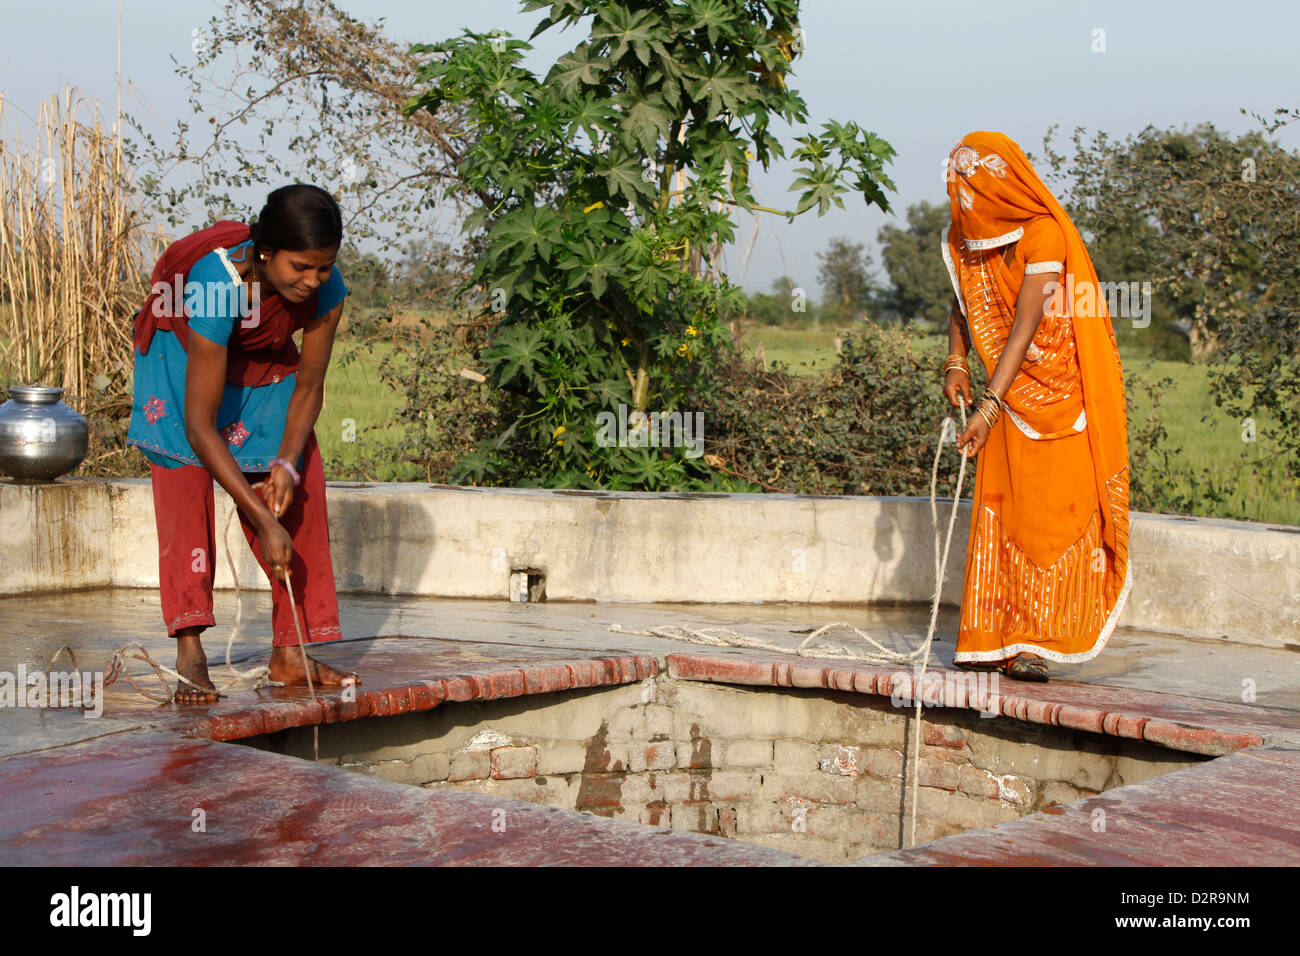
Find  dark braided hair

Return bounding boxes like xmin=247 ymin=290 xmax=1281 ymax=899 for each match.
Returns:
xmin=249 ymin=184 xmax=342 ymax=255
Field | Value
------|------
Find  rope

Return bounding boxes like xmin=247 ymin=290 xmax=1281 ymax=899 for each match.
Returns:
xmin=38 ymin=475 xmax=325 ymax=761
xmin=605 ymin=621 xmax=930 ymax=663
xmin=50 ymin=640 xmax=202 ymax=706
xmin=284 ymin=568 xmax=322 ymax=762
xmin=608 ymin=407 xmax=971 ymax=847
xmin=143 ymin=480 xmax=320 ymax=754
xmin=220 ymin=495 xmax=277 ymax=687
xmin=909 ymin=405 xmax=969 ymax=847
xmin=79 ymin=482 xmax=288 ymax=703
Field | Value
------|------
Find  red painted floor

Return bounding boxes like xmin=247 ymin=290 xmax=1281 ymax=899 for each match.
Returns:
xmin=3 ymin=637 xmax=1298 ymax=866
xmin=98 ymin=638 xmax=657 ymax=742
xmin=0 ymin=730 xmax=812 ymax=866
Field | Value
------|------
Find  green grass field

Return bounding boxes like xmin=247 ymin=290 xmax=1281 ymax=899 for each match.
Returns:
xmin=1120 ymin=357 xmax=1299 ymax=526
xmin=316 ymin=339 xmax=411 ymax=481
xmin=734 ymin=321 xmax=848 ymax=374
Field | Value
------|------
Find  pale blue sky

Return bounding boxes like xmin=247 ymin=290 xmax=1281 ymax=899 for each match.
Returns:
xmin=3 ymin=0 xmax=1297 ymax=296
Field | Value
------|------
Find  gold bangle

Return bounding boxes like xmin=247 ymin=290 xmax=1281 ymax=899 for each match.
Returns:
xmin=977 ymin=396 xmax=1001 ymax=425
xmin=977 ymin=406 xmax=997 ymax=430
xmin=942 ymin=355 xmax=971 ymax=378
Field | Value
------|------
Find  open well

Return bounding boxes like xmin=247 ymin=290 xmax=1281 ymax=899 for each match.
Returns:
xmin=0 ymin=623 xmax=1294 ymax=867
xmin=244 ymin=673 xmax=1212 ymax=864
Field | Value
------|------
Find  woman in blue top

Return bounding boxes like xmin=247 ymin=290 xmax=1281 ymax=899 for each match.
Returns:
xmin=127 ymin=184 xmax=360 ymax=703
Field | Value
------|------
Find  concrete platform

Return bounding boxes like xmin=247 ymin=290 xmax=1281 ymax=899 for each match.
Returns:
xmin=1 ymin=589 xmax=1297 ymax=866
xmin=6 ymin=589 xmax=1298 ymax=710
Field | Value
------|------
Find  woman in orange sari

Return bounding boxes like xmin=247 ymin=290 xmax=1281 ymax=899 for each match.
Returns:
xmin=941 ymin=131 xmax=1131 ymax=682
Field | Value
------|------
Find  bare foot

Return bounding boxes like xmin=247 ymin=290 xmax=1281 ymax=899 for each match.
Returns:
xmin=268 ymin=645 xmax=360 ymax=688
xmin=174 ymin=634 xmax=221 ymax=704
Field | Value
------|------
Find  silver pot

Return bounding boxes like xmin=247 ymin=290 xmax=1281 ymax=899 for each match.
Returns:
xmin=0 ymin=386 xmax=89 ymax=482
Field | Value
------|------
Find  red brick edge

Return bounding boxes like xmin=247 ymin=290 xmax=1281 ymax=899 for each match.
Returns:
xmin=176 ymin=656 xmax=658 ymax=743
xmin=665 ymin=653 xmax=1264 ymax=758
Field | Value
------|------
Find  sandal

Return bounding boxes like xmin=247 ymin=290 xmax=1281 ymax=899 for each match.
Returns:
xmin=1004 ymin=652 xmax=1050 ymax=682
xmin=952 ymin=660 xmax=1002 ymax=672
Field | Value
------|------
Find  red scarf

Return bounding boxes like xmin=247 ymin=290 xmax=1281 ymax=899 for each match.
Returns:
xmin=133 ymin=220 xmax=318 ymax=387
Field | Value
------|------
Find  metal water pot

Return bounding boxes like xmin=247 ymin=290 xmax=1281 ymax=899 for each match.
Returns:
xmin=0 ymin=386 xmax=89 ymax=482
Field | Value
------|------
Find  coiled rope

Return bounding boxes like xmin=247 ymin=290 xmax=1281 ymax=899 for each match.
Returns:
xmin=52 ymin=481 xmax=317 ymax=711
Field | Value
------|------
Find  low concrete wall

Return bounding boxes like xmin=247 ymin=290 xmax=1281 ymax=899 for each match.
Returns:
xmin=1 ymin=478 xmax=1297 ymax=647
xmin=0 ymin=481 xmax=113 ymax=594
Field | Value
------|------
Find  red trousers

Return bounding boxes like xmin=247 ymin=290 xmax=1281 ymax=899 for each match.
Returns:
xmin=149 ymin=432 xmax=342 ymax=647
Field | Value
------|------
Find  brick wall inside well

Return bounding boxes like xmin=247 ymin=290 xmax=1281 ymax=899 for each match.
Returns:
xmin=245 ymin=677 xmax=1208 ymax=864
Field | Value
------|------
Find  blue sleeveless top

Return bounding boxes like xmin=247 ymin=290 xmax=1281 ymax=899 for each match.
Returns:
xmin=127 ymin=240 xmax=348 ymax=471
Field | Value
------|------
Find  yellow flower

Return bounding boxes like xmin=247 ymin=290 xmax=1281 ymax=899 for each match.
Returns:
xmin=621 ymin=337 xmax=630 ymax=346
xmin=677 ymin=343 xmax=689 ymax=356
xmin=686 ymin=325 xmax=699 ymax=337
xmin=583 ymin=201 xmax=604 ymax=213
xmin=552 ymin=425 xmax=566 ymax=443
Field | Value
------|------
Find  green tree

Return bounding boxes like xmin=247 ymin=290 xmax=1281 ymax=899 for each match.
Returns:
xmin=876 ymin=200 xmax=952 ymax=326
xmin=816 ymin=236 xmax=873 ymax=323
xmin=404 ymin=0 xmax=896 ymax=489
xmin=742 ymin=286 xmax=783 ymax=327
xmin=392 ymin=237 xmax=461 ymax=311
xmin=1043 ymin=119 xmax=1300 ymax=483
xmin=1040 ymin=123 xmax=1281 ymax=360
xmin=336 ymin=244 xmax=392 ymax=312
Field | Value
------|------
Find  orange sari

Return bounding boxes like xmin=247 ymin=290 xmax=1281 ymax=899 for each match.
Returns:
xmin=942 ymin=132 xmax=1131 ymax=665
